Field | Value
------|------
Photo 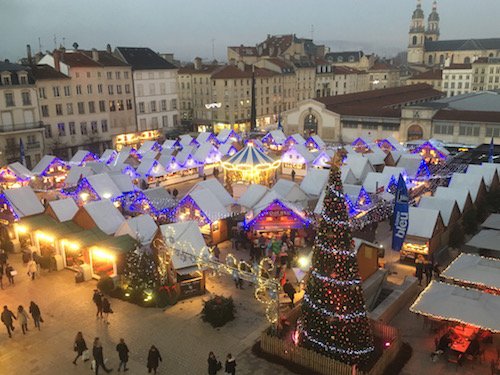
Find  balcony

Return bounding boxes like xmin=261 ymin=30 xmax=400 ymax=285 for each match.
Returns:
xmin=26 ymin=141 xmax=41 ymax=150
xmin=0 ymin=121 xmax=45 ymax=133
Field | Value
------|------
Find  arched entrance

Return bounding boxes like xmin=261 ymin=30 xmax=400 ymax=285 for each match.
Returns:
xmin=407 ymin=124 xmax=424 ymax=141
xmin=303 ymin=113 xmax=318 ymax=137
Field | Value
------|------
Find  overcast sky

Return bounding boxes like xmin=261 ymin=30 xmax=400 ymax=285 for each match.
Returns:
xmin=1 ymin=0 xmax=499 ymax=62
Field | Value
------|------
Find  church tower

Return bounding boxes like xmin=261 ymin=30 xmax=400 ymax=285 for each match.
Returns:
xmin=407 ymin=0 xmax=426 ymax=65
xmin=426 ymin=1 xmax=440 ymax=42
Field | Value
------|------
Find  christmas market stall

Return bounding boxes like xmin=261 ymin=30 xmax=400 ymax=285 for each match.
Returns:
xmin=305 ymin=135 xmax=325 ymax=151
xmin=362 ymin=172 xmax=397 ymax=194
xmin=299 ymin=168 xmax=330 ymax=197
xmin=159 ymin=221 xmax=211 ymax=299
xmin=114 ymin=147 xmax=142 ymax=168
xmin=344 ymin=153 xmax=375 ymax=184
xmin=109 ymin=173 xmax=139 ymax=200
xmin=400 ymin=206 xmax=445 ymax=262
xmin=262 ymin=130 xmax=287 ymax=151
xmin=63 ymin=166 xmax=93 ymax=189
xmin=434 ymin=186 xmax=474 ymax=215
xmin=192 ymin=142 xmax=222 ymax=176
xmin=440 ymin=253 xmax=500 ymax=295
xmin=178 ymin=134 xmax=198 ymax=148
xmin=196 ymin=131 xmax=218 ymax=146
xmin=63 ymin=173 xmax=123 ymax=206
xmin=217 ymin=128 xmax=241 ymax=145
xmin=410 ymin=140 xmax=449 ymax=165
xmin=2 ymin=186 xmax=44 ymax=224
xmin=126 ymin=187 xmax=176 ymax=222
xmin=218 ymin=142 xmax=238 ymax=157
xmin=237 ymin=184 xmax=269 ymax=211
xmin=270 ymin=179 xmax=309 ymax=206
xmin=136 ymin=158 xmax=168 ymax=188
xmin=72 ymin=199 xmax=125 ymax=236
xmin=222 ymin=142 xmax=281 ymax=193
xmin=115 ymin=214 xmax=160 ymax=247
xmin=0 ymin=162 xmax=33 ymax=190
xmin=281 ymin=144 xmax=317 ymax=177
xmin=99 ymin=149 xmax=118 ymax=165
xmin=284 ymin=133 xmax=307 ymax=149
xmin=69 ymin=150 xmax=98 ymax=166
xmin=351 ymin=137 xmax=374 ymax=154
xmin=449 ymin=172 xmax=487 ymax=205
xmin=161 ymin=139 xmax=178 ymax=152
xmin=88 ymin=234 xmax=137 ymax=278
xmin=465 ymin=229 xmax=500 ymax=259
xmin=397 ymin=154 xmax=431 ymax=181
xmin=418 ymin=196 xmax=461 ymax=246
xmin=376 ymin=136 xmax=405 ymax=153
xmin=311 ymin=149 xmax=335 ymax=169
xmin=31 ymin=155 xmax=69 ymax=189
xmin=137 ymin=140 xmax=162 ymax=156
xmin=465 ymin=164 xmax=500 ymax=192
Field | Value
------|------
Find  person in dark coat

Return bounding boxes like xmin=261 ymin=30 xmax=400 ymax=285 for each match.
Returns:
xmin=73 ymin=331 xmax=89 ymax=365
xmin=0 ymin=264 xmax=4 ymax=290
xmin=282 ymin=280 xmax=296 ymax=307
xmin=291 ymin=169 xmax=296 ymax=181
xmin=29 ymin=301 xmax=42 ymax=330
xmin=5 ymin=263 xmax=14 ymax=285
xmin=415 ymin=256 xmax=424 ymax=286
xmin=93 ymin=290 xmax=103 ymax=318
xmin=116 ymin=338 xmax=129 ymax=372
xmin=1 ymin=305 xmax=16 ymax=338
xmin=424 ymin=260 xmax=433 ymax=285
xmin=147 ymin=345 xmax=162 ymax=374
xmin=225 ymin=353 xmax=236 ymax=375
xmin=92 ymin=337 xmax=112 ymax=374
xmin=102 ymin=298 xmax=112 ymax=325
xmin=208 ymin=352 xmax=219 ymax=375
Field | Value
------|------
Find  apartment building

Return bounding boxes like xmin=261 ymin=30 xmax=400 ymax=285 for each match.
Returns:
xmin=472 ymin=57 xmax=500 ymax=92
xmin=0 ymin=61 xmax=44 ymax=168
xmin=442 ymin=64 xmax=472 ymax=97
xmin=38 ymin=47 xmax=136 ymax=155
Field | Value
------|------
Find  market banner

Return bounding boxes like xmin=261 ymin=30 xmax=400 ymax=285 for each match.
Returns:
xmin=391 ymin=174 xmax=409 ymax=251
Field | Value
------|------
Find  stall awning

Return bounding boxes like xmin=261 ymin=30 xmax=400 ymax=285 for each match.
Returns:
xmin=63 ymin=227 xmax=109 ymax=248
xmin=410 ymin=281 xmax=500 ymax=333
xmin=93 ymin=234 xmax=137 ymax=254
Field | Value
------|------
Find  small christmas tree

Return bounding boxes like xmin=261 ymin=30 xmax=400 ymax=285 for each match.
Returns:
xmin=123 ymin=247 xmax=160 ymax=292
xmin=299 ymin=151 xmax=374 ymax=365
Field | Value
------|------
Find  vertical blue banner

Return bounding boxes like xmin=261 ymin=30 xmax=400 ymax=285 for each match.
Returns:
xmin=392 ymin=174 xmax=409 ymax=251
xmin=19 ymin=138 xmax=26 ymax=166
xmin=488 ymin=137 xmax=494 ymax=163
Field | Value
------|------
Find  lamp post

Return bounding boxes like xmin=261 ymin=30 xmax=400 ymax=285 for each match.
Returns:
xmin=204 ymin=102 xmax=222 ymax=133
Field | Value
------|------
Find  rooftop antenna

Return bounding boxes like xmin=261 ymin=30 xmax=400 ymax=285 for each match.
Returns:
xmin=38 ymin=37 xmax=42 ymax=53
xmin=211 ymin=38 xmax=215 ymax=61
xmin=53 ymin=34 xmax=57 ymax=50
xmin=62 ymin=37 xmax=66 ymax=48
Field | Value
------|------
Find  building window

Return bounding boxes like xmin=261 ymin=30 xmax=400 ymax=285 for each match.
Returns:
xmin=434 ymin=123 xmax=454 ymax=135
xmin=124 ymin=72 xmax=129 ymax=79
xmin=173 ymin=114 xmax=178 ymax=126
xmin=343 ymin=122 xmax=358 ymax=129
xmin=160 ymin=82 xmax=166 ymax=94
xmin=116 ymin=85 xmax=122 ymax=94
xmin=41 ymin=105 xmax=49 ymax=117
xmin=361 ymin=123 xmax=378 ymax=130
xmin=77 ymin=102 xmax=85 ymax=114
xmin=76 ymin=85 xmax=82 ymax=95
xmin=139 ymin=102 xmax=145 ymax=113
xmin=149 ymin=83 xmax=155 ymax=95
xmin=88 ymin=101 xmax=95 ymax=113
xmin=139 ymin=118 xmax=146 ymax=130
xmin=107 ymin=72 xmax=112 ymax=80
xmin=162 ymin=115 xmax=168 ymax=128
xmin=53 ymin=86 xmax=60 ymax=97
xmin=64 ymin=86 xmax=71 ymax=96
xmin=109 ymin=100 xmax=116 ymax=111
xmin=44 ymin=125 xmax=52 ymax=138
xmin=55 ymin=104 xmax=63 ymax=116
xmin=126 ymin=99 xmax=132 ymax=110
xmin=57 ymin=123 xmax=66 ymax=136
xmin=150 ymin=101 xmax=157 ymax=112
xmin=101 ymin=120 xmax=108 ymax=133
xmin=91 ymin=121 xmax=98 ymax=134
xmin=99 ymin=100 xmax=106 ymax=112
xmin=171 ymin=99 xmax=177 ymax=110
xmin=459 ymin=124 xmax=480 ymax=137
xmin=108 ymin=85 xmax=114 ymax=95
xmin=98 ymin=84 xmax=103 ymax=94
xmin=161 ymin=100 xmax=167 ymax=111
xmin=39 ymin=87 xmax=46 ymax=99
xmin=117 ymin=100 xmax=124 ymax=111
xmin=5 ymin=93 xmax=15 ymax=107
xmin=115 ymin=71 xmax=120 ymax=80
xmin=151 ymin=117 xmax=159 ymax=129
xmin=125 ymin=84 xmax=130 ymax=94
xmin=69 ymin=122 xmax=76 ymax=135
xmin=87 ymin=84 xmax=93 ymax=94
xmin=80 ymin=122 xmax=88 ymax=135
xmin=21 ymin=92 xmax=31 ymax=106
xmin=87 ymin=72 xmax=91 ymax=78
xmin=64 ymin=103 xmax=72 ymax=115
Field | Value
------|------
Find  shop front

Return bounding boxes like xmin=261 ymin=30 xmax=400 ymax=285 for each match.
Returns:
xmin=88 ymin=235 xmax=137 ymax=279
xmin=31 ymin=156 xmax=69 ymax=189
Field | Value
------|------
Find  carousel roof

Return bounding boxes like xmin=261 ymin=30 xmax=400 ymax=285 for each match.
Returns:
xmin=225 ymin=143 xmax=275 ymax=166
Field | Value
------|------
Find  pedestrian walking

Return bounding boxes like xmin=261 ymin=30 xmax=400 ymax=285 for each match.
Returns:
xmin=73 ymin=331 xmax=90 ymax=365
xmin=0 ymin=249 xmax=7 ymax=266
xmin=415 ymin=255 xmax=424 ymax=286
xmin=17 ymin=305 xmax=29 ymax=334
xmin=92 ymin=337 xmax=113 ymax=374
xmin=208 ymin=352 xmax=220 ymax=375
xmin=424 ymin=260 xmax=433 ymax=285
xmin=225 ymin=353 xmax=236 ymax=375
xmin=283 ymin=280 xmax=296 ymax=308
xmin=147 ymin=345 xmax=162 ymax=374
xmin=27 ymin=258 xmax=37 ymax=280
xmin=116 ymin=338 xmax=129 ymax=372
xmin=29 ymin=301 xmax=42 ymax=330
xmin=232 ymin=270 xmax=243 ymax=289
xmin=1 ymin=305 xmax=16 ymax=338
xmin=291 ymin=169 xmax=296 ymax=181
xmin=5 ymin=263 xmax=15 ymax=285
xmin=0 ymin=263 xmax=4 ymax=289
xmin=93 ymin=289 xmax=103 ymax=318
xmin=102 ymin=298 xmax=113 ymax=325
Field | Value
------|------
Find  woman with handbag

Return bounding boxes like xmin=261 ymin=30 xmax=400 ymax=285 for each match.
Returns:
xmin=29 ymin=301 xmax=42 ymax=330
xmin=73 ymin=331 xmax=89 ymax=365
xmin=102 ymin=298 xmax=113 ymax=325
xmin=16 ymin=305 xmax=29 ymax=334
xmin=92 ymin=337 xmax=112 ymax=374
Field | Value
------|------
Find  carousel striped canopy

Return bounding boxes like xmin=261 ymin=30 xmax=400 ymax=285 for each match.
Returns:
xmin=226 ymin=144 xmax=275 ymax=166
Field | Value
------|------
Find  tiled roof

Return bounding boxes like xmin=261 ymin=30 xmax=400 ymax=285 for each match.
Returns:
xmin=444 ymin=63 xmax=472 ymax=70
xmin=115 ymin=47 xmax=177 ymax=70
xmin=316 ymin=84 xmax=444 ymax=118
xmin=80 ymin=50 xmax=129 ymax=67
xmin=0 ymin=62 xmax=35 ymax=86
xmin=228 ymin=46 xmax=258 ymax=56
xmin=332 ymin=66 xmax=365 ymax=75
xmin=257 ymin=34 xmax=294 ymax=57
xmin=211 ymin=64 xmax=276 ymax=79
xmin=0 ymin=61 xmax=30 ymax=72
xmin=31 ymin=64 xmax=70 ymax=80
xmin=425 ymin=38 xmax=500 ymax=52
xmin=60 ymin=52 xmax=101 ymax=67
xmin=325 ymin=51 xmax=364 ymax=63
xmin=434 ymin=109 xmax=500 ymax=123
xmin=369 ymin=61 xmax=398 ymax=71
xmin=178 ymin=64 xmax=221 ymax=75
xmin=409 ymin=69 xmax=442 ymax=80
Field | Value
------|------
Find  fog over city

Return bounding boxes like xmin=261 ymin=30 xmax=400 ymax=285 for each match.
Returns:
xmin=1 ymin=0 xmax=500 ymax=61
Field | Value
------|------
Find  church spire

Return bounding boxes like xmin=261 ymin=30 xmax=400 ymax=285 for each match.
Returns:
xmin=427 ymin=1 xmax=440 ymax=41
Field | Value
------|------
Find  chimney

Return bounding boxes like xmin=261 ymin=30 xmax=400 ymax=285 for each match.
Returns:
xmin=194 ymin=57 xmax=202 ymax=70
xmin=91 ymin=48 xmax=99 ymax=62
xmin=53 ymin=50 xmax=61 ymax=72
xmin=26 ymin=44 xmax=32 ymax=65
xmin=237 ymin=60 xmax=245 ymax=71
xmin=106 ymin=44 xmax=112 ymax=53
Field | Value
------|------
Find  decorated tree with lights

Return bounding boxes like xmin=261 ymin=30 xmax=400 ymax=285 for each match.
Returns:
xmin=299 ymin=151 xmax=374 ymax=366
xmin=123 ymin=247 xmax=160 ymax=292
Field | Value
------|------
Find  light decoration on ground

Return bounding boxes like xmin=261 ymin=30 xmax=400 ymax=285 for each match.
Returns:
xmin=153 ymin=236 xmax=280 ymax=323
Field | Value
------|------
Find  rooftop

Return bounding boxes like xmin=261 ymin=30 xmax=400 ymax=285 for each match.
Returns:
xmin=115 ymin=47 xmax=177 ymax=70
xmin=424 ymin=38 xmax=500 ymax=52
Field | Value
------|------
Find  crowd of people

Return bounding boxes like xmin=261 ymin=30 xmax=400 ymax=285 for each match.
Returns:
xmin=1 ymin=301 xmax=42 ymax=338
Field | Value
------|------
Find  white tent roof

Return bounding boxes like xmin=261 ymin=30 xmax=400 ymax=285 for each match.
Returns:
xmin=137 ymin=141 xmax=160 ymax=155
xmin=70 ymin=150 xmax=95 ymax=165
xmin=31 ymin=155 xmax=62 ymax=175
xmin=362 ymin=172 xmax=393 ymax=194
xmin=136 ymin=158 xmax=167 ymax=178
xmin=115 ymin=214 xmax=158 ymax=245
xmin=387 ymin=150 xmax=403 ymax=164
xmin=341 ymin=166 xmax=357 ymax=185
xmin=441 ymin=253 xmax=500 ymax=292
xmin=449 ymin=173 xmax=484 ymax=201
xmin=179 ymin=134 xmax=194 ymax=146
xmin=83 ymin=199 xmax=125 ymax=235
xmin=345 ymin=154 xmax=374 ymax=182
xmin=114 ymin=148 xmax=134 ymax=166
xmin=141 ymin=150 xmax=159 ymax=160
xmin=237 ymin=184 xmax=269 ymax=209
xmin=266 ymin=130 xmax=287 ymax=145
xmin=196 ymin=132 xmax=214 ymax=144
xmin=142 ymin=187 xmax=176 ymax=210
xmin=343 ymin=184 xmax=362 ymax=201
xmin=397 ymin=154 xmax=423 ymax=179
xmin=86 ymin=173 xmax=123 ymax=200
xmin=218 ymin=142 xmax=238 ymax=156
xmin=162 ymin=139 xmax=177 ymax=149
xmin=100 ymin=149 xmax=117 ymax=164
xmin=314 ymin=189 xmax=326 ymax=215
xmin=252 ymin=190 xmax=304 ymax=217
xmin=8 ymin=162 xmax=33 ymax=179
xmin=410 ymin=281 xmax=500 ymax=333
xmin=407 ymin=206 xmax=440 ymax=239
xmin=217 ymin=128 xmax=239 ymax=143
xmin=418 ymin=196 xmax=457 ymax=226
xmin=109 ymin=174 xmax=136 ymax=193
xmin=271 ymin=179 xmax=308 ymax=204
xmin=189 ymin=189 xmax=231 ymax=222
xmin=481 ymin=213 xmax=500 ymax=230
xmin=160 ymin=221 xmax=210 ymax=273
xmin=193 ymin=143 xmax=221 ymax=164
xmin=85 ymin=161 xmax=110 ymax=175
xmin=189 ymin=178 xmax=235 ymax=207
xmin=307 ymin=135 xmax=325 ymax=149
xmin=466 ymin=164 xmax=497 ymax=189
xmin=312 ymin=149 xmax=335 ymax=167
xmin=282 ymin=144 xmax=316 ymax=164
xmin=4 ymin=186 xmax=44 ymax=218
xmin=48 ymin=198 xmax=79 ymax=222
xmin=175 ymin=146 xmax=197 ymax=166
xmin=366 ymin=148 xmax=386 ymax=166
xmin=286 ymin=134 xmax=306 ymax=145
xmin=65 ymin=166 xmax=93 ymax=187
xmin=382 ymin=166 xmax=407 ymax=179
xmin=466 ymin=229 xmax=500 ymax=252
xmin=434 ymin=186 xmax=471 ymax=213
xmin=300 ymin=168 xmax=329 ymax=196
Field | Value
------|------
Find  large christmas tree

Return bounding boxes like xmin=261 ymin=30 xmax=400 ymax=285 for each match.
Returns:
xmin=299 ymin=152 xmax=374 ymax=365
